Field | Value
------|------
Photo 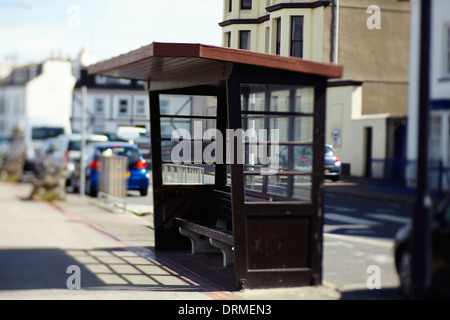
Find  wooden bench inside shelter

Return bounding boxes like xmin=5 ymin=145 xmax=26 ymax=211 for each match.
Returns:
xmin=174 ymin=188 xmax=234 ymax=267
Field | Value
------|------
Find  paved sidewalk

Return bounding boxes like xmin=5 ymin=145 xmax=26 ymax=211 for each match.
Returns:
xmin=0 ymin=181 xmax=340 ymax=300
xmin=0 ymin=176 xmax=412 ymax=300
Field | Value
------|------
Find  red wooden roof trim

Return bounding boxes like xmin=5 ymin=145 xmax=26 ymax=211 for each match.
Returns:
xmin=88 ymin=42 xmax=343 ymax=79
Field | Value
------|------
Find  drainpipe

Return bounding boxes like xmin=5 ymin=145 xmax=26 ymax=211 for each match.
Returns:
xmin=334 ymin=0 xmax=340 ymax=64
xmin=329 ymin=1 xmax=335 ymax=62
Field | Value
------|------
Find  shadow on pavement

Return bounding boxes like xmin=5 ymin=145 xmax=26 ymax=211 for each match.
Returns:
xmin=0 ymin=248 xmax=103 ymax=290
xmin=0 ymin=247 xmax=233 ymax=293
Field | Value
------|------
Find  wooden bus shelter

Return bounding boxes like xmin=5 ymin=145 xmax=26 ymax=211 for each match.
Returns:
xmin=89 ymin=42 xmax=342 ymax=289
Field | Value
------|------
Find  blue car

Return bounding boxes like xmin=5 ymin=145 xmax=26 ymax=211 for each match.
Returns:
xmin=84 ymin=142 xmax=150 ymax=197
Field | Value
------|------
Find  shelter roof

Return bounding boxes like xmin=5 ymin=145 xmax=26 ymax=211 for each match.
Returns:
xmin=88 ymin=42 xmax=343 ymax=91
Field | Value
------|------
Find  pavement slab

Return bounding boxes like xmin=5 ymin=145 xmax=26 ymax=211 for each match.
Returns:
xmin=0 ymin=181 xmax=340 ymax=300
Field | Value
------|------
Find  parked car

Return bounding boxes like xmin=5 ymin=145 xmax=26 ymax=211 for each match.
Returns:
xmin=279 ymin=144 xmax=342 ymax=181
xmin=82 ymin=142 xmax=150 ymax=197
xmin=324 ymin=145 xmax=342 ymax=181
xmin=394 ymin=195 xmax=450 ymax=298
xmin=13 ymin=117 xmax=71 ymax=172
xmin=94 ymin=132 xmax=128 ymax=142
xmin=116 ymin=126 xmax=146 ymax=142
xmin=49 ymin=133 xmax=108 ymax=189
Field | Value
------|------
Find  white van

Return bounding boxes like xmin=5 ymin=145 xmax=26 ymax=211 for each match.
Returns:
xmin=14 ymin=117 xmax=72 ymax=172
xmin=116 ymin=126 xmax=147 ymax=142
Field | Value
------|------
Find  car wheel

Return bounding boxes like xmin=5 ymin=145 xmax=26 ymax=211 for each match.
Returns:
xmin=399 ymin=249 xmax=413 ymax=298
xmin=140 ymin=188 xmax=148 ymax=197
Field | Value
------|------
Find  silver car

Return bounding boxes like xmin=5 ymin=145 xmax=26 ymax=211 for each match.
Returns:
xmin=279 ymin=144 xmax=342 ymax=181
xmin=48 ymin=133 xmax=108 ymax=189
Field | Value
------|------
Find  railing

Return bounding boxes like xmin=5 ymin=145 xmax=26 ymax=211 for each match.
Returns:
xmin=162 ymin=164 xmax=205 ymax=185
xmin=428 ymin=160 xmax=450 ymax=194
xmin=370 ymin=158 xmax=417 ymax=189
xmin=98 ymin=156 xmax=128 ymax=212
xmin=370 ymin=158 xmax=450 ymax=196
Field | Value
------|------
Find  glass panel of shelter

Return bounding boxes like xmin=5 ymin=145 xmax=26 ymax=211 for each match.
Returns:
xmin=240 ymin=84 xmax=315 ymax=203
xmin=159 ymin=94 xmax=218 ymax=185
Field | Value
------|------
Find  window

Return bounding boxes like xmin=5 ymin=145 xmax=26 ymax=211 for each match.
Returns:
xmin=160 ymin=100 xmax=169 ymax=115
xmin=95 ymin=98 xmax=105 ymax=115
xmin=239 ymin=30 xmax=251 ymax=50
xmin=159 ymin=94 xmax=218 ymax=185
xmin=97 ymin=146 xmax=142 ymax=169
xmin=276 ymin=18 xmax=281 ymax=55
xmin=225 ymin=32 xmax=231 ymax=48
xmin=429 ymin=114 xmax=442 ymax=161
xmin=96 ymin=76 xmax=131 ymax=85
xmin=228 ymin=0 xmax=232 ymax=12
xmin=240 ymin=84 xmax=315 ymax=203
xmin=118 ymin=78 xmax=131 ymax=85
xmin=135 ymin=99 xmax=146 ymax=116
xmin=95 ymin=76 xmax=108 ymax=85
xmin=32 ymin=127 xmax=65 ymax=140
xmin=118 ymin=99 xmax=129 ymax=116
xmin=265 ymin=27 xmax=270 ymax=53
xmin=241 ymin=0 xmax=251 ymax=10
xmin=291 ymin=16 xmax=304 ymax=58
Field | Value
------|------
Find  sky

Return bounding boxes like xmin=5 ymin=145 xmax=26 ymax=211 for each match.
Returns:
xmin=0 ymin=0 xmax=224 ymax=65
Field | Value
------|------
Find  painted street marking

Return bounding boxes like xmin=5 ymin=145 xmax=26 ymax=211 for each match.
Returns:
xmin=325 ymin=213 xmax=382 ymax=226
xmin=324 ymin=233 xmax=393 ymax=249
xmin=365 ymin=213 xmax=410 ymax=225
xmin=344 ymin=229 xmax=376 ymax=235
xmin=325 ymin=205 xmax=356 ymax=212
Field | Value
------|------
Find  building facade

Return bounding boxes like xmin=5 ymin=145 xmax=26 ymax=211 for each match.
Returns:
xmin=0 ymin=59 xmax=76 ymax=138
xmin=71 ymin=66 xmax=150 ymax=135
xmin=71 ymin=52 xmax=219 ymax=154
xmin=220 ymin=0 xmax=411 ymax=177
xmin=406 ymin=0 xmax=450 ymax=191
